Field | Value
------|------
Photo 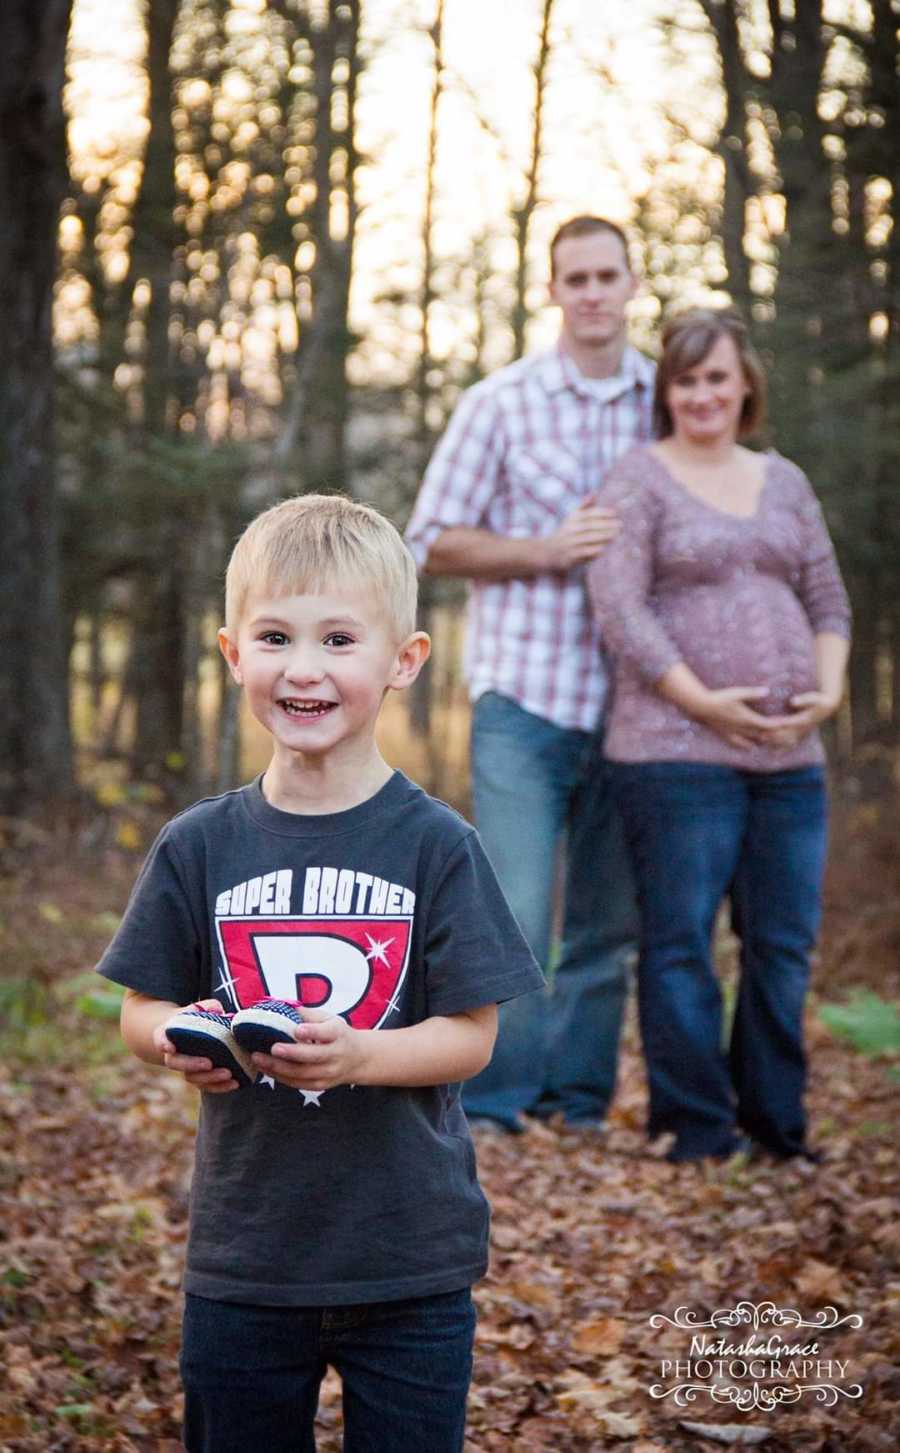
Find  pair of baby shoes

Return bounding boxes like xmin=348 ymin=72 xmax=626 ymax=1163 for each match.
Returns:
xmin=164 ymin=999 xmax=305 ymax=1087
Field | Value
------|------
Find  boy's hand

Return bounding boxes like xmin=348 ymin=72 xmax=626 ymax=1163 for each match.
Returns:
xmin=251 ymin=1008 xmax=364 ymax=1091
xmin=155 ymin=999 xmax=241 ymax=1093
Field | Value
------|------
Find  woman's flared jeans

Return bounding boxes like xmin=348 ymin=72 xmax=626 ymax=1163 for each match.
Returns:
xmin=613 ymin=762 xmax=827 ymax=1160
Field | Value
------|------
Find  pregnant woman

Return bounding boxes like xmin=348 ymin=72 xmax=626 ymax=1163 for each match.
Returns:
xmin=589 ymin=307 xmax=851 ymax=1163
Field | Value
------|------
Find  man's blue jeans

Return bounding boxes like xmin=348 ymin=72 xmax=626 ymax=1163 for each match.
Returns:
xmin=181 ymin=1288 xmax=475 ymax=1453
xmin=464 ymin=692 xmax=637 ymax=1129
xmin=612 ymin=762 xmax=827 ymax=1160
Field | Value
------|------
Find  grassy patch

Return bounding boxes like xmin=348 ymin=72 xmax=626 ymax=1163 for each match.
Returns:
xmin=0 ymin=972 xmax=126 ymax=1069
xmin=818 ymin=990 xmax=900 ymax=1058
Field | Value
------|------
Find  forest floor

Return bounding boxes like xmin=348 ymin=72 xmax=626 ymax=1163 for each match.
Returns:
xmin=0 ymin=782 xmax=898 ymax=1452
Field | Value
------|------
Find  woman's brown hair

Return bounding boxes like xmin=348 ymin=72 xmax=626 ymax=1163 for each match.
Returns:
xmin=653 ymin=307 xmax=767 ymax=439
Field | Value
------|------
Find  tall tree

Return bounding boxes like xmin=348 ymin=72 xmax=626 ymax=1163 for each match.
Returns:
xmin=406 ymin=0 xmax=445 ymax=753
xmin=697 ymin=0 xmax=753 ymax=314
xmin=270 ymin=0 xmax=362 ymax=492
xmin=510 ymin=0 xmax=555 ymax=361
xmin=128 ymin=0 xmax=186 ymax=772
xmin=0 ymin=0 xmax=74 ymax=813
xmin=833 ymin=0 xmax=900 ymax=743
xmin=415 ymin=0 xmax=444 ymax=473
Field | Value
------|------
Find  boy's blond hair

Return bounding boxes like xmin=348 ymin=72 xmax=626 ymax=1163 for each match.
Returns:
xmin=225 ymin=493 xmax=418 ymax=639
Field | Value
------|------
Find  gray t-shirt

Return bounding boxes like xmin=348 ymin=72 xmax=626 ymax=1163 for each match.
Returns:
xmin=98 ymin=771 xmax=542 ymax=1307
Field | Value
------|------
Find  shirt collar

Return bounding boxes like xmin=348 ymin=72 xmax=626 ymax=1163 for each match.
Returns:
xmin=539 ymin=341 xmax=655 ymax=401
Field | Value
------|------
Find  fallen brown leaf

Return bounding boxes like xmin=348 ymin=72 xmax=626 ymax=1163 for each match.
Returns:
xmin=570 ymin=1315 xmax=626 ymax=1356
xmin=793 ymin=1256 xmax=846 ymax=1303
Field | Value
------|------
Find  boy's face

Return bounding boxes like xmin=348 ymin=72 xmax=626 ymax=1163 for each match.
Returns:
xmin=219 ymin=584 xmax=428 ymax=770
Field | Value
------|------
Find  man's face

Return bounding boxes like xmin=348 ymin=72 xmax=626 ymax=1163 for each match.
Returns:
xmin=549 ymin=231 xmax=637 ymax=351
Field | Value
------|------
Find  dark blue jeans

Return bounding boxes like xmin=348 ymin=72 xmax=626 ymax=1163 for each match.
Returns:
xmin=612 ymin=763 xmax=827 ymax=1160
xmin=466 ymin=693 xmax=636 ymax=1128
xmin=181 ymin=1288 xmax=475 ymax=1453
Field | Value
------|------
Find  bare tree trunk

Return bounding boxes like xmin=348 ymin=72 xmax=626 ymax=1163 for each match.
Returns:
xmin=468 ymin=231 xmax=493 ymax=386
xmin=868 ymin=0 xmax=900 ymax=737
xmin=510 ymin=0 xmax=555 ymax=361
xmin=128 ymin=0 xmax=186 ymax=775
xmin=88 ymin=612 xmax=105 ymax=729
xmin=415 ymin=0 xmax=444 ymax=450
xmin=215 ymin=493 xmax=244 ymax=789
xmin=764 ymin=0 xmax=833 ymax=390
xmin=273 ymin=0 xmax=361 ymax=493
xmin=408 ymin=1 xmax=445 ymax=755
xmin=848 ymin=585 xmax=881 ymax=744
xmin=841 ymin=142 xmax=883 ymax=746
xmin=305 ymin=4 xmax=344 ymax=489
xmin=700 ymin=0 xmax=753 ymax=313
xmin=132 ymin=0 xmax=180 ymax=436
xmin=0 ymin=0 xmax=73 ymax=813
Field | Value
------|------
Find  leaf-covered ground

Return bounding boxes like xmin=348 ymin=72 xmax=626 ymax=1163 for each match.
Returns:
xmin=1 ymin=794 xmax=898 ymax=1452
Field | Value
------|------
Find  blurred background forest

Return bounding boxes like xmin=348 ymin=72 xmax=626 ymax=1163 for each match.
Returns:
xmin=1 ymin=0 xmax=898 ymax=820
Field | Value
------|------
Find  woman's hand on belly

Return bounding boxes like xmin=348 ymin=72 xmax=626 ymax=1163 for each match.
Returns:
xmin=769 ymin=635 xmax=849 ymax=746
xmin=658 ymin=664 xmax=801 ymax=750
xmin=766 ymin=687 xmax=843 ymax=748
xmin=695 ymin=685 xmax=798 ymax=749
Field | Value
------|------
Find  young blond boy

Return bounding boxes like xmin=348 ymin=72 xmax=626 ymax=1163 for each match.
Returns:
xmin=98 ymin=494 xmax=541 ymax=1453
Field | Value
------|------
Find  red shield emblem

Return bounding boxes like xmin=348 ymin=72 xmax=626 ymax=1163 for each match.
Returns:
xmin=215 ymin=916 xmax=412 ymax=1030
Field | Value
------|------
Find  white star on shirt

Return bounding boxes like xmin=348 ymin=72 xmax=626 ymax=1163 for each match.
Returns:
xmin=364 ymin=934 xmax=394 ymax=966
xmin=211 ymin=963 xmax=240 ymax=1008
xmin=299 ymin=1089 xmax=324 ymax=1107
xmin=257 ymin=1074 xmax=276 ymax=1090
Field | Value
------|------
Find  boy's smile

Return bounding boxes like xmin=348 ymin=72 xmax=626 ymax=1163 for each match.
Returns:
xmin=281 ymin=699 xmax=336 ymax=718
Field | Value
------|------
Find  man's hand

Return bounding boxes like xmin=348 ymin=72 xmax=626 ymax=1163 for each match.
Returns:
xmin=540 ymin=497 xmax=620 ymax=572
xmin=250 ymin=1008 xmax=363 ymax=1092
xmin=154 ymin=998 xmax=241 ymax=1094
xmin=424 ymin=505 xmax=619 ymax=582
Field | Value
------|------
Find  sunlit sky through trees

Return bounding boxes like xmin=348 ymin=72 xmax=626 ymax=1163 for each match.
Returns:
xmin=63 ymin=1 xmax=730 ymax=370
xmin=32 ymin=0 xmax=895 ymax=789
xmin=62 ymin=0 xmax=876 ymax=393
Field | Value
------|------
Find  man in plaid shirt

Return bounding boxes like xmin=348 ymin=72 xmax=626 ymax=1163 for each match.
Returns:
xmin=405 ymin=216 xmax=655 ymax=1132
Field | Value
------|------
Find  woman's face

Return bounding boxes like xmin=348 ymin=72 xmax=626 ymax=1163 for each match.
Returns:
xmin=665 ymin=332 xmax=750 ymax=446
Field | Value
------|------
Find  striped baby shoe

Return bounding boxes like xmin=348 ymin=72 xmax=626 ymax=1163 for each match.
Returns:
xmin=232 ymin=999 xmax=304 ymax=1056
xmin=164 ymin=1005 xmax=255 ymax=1087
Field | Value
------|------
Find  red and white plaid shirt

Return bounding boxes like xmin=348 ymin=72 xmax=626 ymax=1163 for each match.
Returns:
xmin=405 ymin=344 xmax=656 ymax=731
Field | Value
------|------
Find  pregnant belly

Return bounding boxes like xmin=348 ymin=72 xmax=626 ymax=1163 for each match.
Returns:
xmin=667 ymin=588 xmax=819 ymax=716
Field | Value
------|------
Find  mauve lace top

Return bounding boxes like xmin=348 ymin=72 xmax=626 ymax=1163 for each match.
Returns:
xmin=588 ymin=447 xmax=852 ymax=771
